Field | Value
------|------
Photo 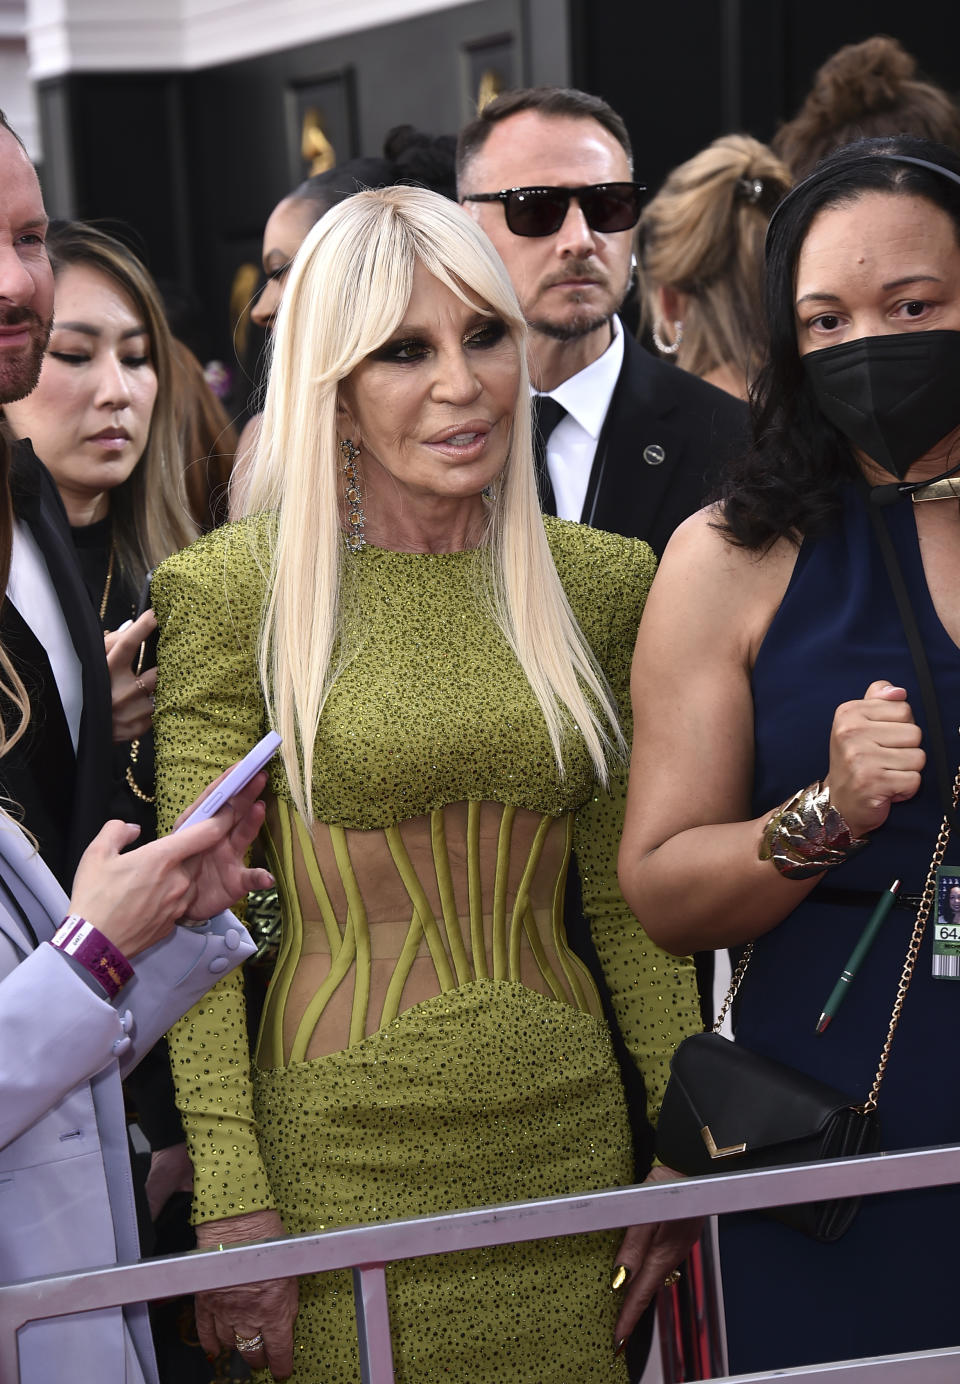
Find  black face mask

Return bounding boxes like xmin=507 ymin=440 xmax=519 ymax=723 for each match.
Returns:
xmin=802 ymin=329 xmax=960 ymax=479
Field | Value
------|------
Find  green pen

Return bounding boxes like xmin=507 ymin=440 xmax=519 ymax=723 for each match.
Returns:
xmin=816 ymin=879 xmax=901 ymax=1034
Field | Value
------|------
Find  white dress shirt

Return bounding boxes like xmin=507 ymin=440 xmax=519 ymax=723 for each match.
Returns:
xmin=532 ymin=316 xmax=625 ymax=522
xmin=7 ymin=520 xmax=83 ymax=752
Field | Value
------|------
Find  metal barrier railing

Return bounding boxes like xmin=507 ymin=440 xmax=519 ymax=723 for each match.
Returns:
xmin=2 ymin=1143 xmax=959 ymax=1383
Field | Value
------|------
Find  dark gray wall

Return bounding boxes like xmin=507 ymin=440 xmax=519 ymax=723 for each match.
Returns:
xmin=36 ymin=0 xmax=570 ymax=384
xmin=37 ymin=0 xmax=960 ymax=391
xmin=571 ymin=0 xmax=960 ymax=193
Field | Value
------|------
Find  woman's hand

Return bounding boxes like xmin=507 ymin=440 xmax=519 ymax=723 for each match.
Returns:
xmin=194 ymin=1210 xmax=298 ymax=1380
xmin=104 ymin=608 xmax=157 ymax=742
xmin=145 ymin=1141 xmax=194 ymax=1221
xmin=826 ymin=680 xmax=925 ymax=838
xmin=612 ymin=1165 xmax=704 ymax=1352
xmin=168 ymin=768 xmax=275 ymax=923
xmin=68 ymin=770 xmax=273 ymax=956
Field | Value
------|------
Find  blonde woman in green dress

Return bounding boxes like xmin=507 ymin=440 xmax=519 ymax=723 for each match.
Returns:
xmin=152 ymin=186 xmax=701 ymax=1383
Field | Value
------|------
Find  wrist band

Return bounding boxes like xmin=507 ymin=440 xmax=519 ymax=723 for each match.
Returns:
xmin=50 ymin=915 xmax=133 ymax=1000
xmin=759 ymin=781 xmax=870 ymax=880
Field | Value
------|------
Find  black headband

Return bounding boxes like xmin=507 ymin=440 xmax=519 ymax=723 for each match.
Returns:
xmin=765 ymin=153 xmax=960 ymax=257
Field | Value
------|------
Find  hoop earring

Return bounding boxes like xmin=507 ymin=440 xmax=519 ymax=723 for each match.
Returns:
xmin=652 ymin=320 xmax=683 ymax=356
xmin=339 ymin=438 xmax=366 ymax=552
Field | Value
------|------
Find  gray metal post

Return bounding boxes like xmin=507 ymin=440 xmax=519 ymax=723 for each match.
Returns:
xmin=353 ymin=1265 xmax=396 ymax=1384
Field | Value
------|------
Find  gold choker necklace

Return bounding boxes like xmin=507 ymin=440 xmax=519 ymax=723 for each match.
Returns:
xmin=910 ymin=477 xmax=960 ymax=503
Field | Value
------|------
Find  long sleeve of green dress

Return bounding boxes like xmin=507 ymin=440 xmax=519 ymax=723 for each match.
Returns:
xmin=153 ymin=518 xmax=276 ymax=1219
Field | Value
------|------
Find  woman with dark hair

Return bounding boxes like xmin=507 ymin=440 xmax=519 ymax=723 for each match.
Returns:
xmin=6 ymin=221 xmax=196 ymax=600
xmin=617 ymin=135 xmax=960 ymax=1371
xmin=3 ymin=220 xmax=198 ymax=835
xmin=250 ymin=126 xmax=457 ymax=338
xmin=772 ymin=35 xmax=960 ymax=180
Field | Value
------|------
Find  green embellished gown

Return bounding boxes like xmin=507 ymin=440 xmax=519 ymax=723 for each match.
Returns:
xmin=152 ymin=515 xmax=700 ymax=1384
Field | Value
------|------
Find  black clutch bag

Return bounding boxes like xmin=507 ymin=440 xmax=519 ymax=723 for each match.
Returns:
xmin=655 ymin=1030 xmax=881 ymax=1242
xmin=654 ymin=851 xmax=945 ymax=1246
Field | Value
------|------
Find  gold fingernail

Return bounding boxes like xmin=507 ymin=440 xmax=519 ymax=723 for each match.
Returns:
xmin=611 ymin=1264 xmax=628 ymax=1291
xmin=613 ymin=1337 xmax=626 ymax=1361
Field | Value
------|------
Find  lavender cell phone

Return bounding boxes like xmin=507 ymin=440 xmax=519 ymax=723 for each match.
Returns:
xmin=176 ymin=730 xmax=282 ymax=831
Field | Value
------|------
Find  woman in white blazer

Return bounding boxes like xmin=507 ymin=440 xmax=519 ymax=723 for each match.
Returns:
xmin=0 ymin=772 xmax=271 ymax=1384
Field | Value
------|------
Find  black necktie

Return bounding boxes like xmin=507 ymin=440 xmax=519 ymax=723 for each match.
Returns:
xmin=532 ymin=396 xmax=567 ymax=516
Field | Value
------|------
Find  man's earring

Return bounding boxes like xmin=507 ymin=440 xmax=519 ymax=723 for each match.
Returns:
xmin=339 ymin=438 xmax=366 ymax=553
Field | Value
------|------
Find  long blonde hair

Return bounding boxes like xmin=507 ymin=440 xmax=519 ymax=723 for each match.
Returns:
xmin=638 ymin=135 xmax=792 ymax=389
xmin=242 ymin=186 xmax=623 ymax=821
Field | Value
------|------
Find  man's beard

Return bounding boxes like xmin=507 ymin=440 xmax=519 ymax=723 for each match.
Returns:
xmin=0 ymin=307 xmax=49 ymax=404
xmin=528 ymin=309 xmax=611 ymax=342
xmin=526 ymin=258 xmax=631 ymax=343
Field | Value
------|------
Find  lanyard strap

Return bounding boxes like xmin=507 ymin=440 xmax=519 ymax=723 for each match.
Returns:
xmin=864 ymin=488 xmax=960 ymax=836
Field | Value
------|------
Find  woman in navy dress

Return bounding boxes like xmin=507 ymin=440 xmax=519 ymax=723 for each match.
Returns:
xmin=617 ymin=135 xmax=960 ymax=1371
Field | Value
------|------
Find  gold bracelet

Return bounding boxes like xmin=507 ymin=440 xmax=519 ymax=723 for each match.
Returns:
xmin=759 ymin=781 xmax=869 ymax=880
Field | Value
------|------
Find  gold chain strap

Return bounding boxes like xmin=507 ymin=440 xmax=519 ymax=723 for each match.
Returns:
xmin=98 ymin=541 xmax=116 ymax=624
xmin=125 ymin=739 xmax=156 ymax=803
xmin=862 ymin=764 xmax=960 ymax=1111
xmin=122 ymin=580 xmax=156 ymax=804
xmin=712 ymin=764 xmax=960 ymax=1110
xmin=712 ymin=941 xmax=754 ymax=1034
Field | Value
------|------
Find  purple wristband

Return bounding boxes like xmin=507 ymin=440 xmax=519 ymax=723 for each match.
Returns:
xmin=50 ymin=916 xmax=134 ymax=1000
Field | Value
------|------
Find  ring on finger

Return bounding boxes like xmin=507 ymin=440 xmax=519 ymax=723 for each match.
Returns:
xmin=663 ymin=1269 xmax=682 ymax=1288
xmin=134 ymin=675 xmax=155 ymax=710
xmin=235 ymin=1330 xmax=264 ymax=1352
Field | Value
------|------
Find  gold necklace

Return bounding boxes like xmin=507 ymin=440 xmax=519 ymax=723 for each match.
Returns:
xmin=125 ymin=601 xmax=156 ymax=803
xmin=125 ymin=738 xmax=155 ymax=803
xmin=99 ymin=541 xmax=116 ymax=623
xmin=911 ymin=477 xmax=960 ymax=503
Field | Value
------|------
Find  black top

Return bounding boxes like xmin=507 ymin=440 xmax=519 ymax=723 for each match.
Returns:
xmin=0 ymin=443 xmax=117 ymax=888
xmin=70 ymin=515 xmax=156 ymax=841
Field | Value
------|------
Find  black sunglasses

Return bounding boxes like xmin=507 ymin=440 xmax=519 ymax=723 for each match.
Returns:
xmin=462 ymin=182 xmax=646 ymax=237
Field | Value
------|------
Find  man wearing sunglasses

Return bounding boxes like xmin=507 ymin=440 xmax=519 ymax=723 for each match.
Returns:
xmin=458 ymin=86 xmax=747 ymax=558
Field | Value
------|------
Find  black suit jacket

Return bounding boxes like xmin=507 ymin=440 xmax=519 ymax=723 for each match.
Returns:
xmin=579 ymin=329 xmax=749 ymax=555
xmin=0 ymin=442 xmax=115 ymax=888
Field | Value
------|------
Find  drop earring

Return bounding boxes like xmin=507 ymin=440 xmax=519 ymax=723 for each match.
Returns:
xmin=339 ymin=438 xmax=366 ymax=552
xmin=652 ymin=320 xmax=683 ymax=356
